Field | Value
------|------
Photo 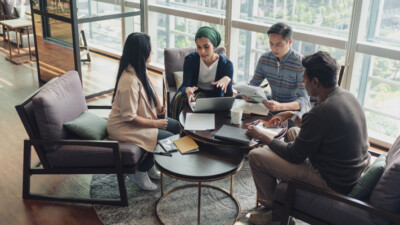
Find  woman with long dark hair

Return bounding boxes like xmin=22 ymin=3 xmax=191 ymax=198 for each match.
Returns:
xmin=107 ymin=33 xmax=180 ymax=191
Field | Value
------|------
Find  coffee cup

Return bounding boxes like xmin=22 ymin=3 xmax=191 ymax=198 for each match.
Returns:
xmin=231 ymin=108 xmax=243 ymax=124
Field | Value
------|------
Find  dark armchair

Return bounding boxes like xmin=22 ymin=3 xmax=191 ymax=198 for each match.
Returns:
xmin=15 ymin=71 xmax=145 ymax=206
xmin=272 ymin=136 xmax=400 ymax=225
xmin=163 ymin=46 xmax=226 ymax=116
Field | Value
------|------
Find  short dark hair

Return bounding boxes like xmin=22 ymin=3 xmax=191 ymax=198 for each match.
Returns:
xmin=302 ymin=51 xmax=339 ymax=88
xmin=267 ymin=22 xmax=292 ymax=42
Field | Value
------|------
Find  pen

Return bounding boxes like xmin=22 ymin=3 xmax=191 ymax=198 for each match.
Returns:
xmin=246 ymin=120 xmax=260 ymax=126
xmin=153 ymin=152 xmax=172 ymax=157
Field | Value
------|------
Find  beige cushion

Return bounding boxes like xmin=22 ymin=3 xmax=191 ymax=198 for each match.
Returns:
xmin=14 ymin=6 xmax=25 ymax=18
xmin=173 ymin=71 xmax=183 ymax=90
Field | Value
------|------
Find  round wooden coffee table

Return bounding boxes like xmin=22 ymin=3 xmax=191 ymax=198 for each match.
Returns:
xmin=154 ymin=141 xmax=245 ymax=225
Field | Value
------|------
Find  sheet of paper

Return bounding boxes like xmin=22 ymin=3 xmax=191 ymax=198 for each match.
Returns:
xmin=184 ymin=113 xmax=215 ymax=130
xmin=255 ymin=122 xmax=283 ymax=137
xmin=233 ymin=84 xmax=267 ymax=102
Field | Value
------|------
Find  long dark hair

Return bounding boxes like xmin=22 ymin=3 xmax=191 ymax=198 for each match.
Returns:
xmin=112 ymin=33 xmax=157 ymax=107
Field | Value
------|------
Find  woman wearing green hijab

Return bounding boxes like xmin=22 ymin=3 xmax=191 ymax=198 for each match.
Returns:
xmin=171 ymin=26 xmax=234 ymax=119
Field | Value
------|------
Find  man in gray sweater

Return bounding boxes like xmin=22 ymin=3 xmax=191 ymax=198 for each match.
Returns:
xmin=246 ymin=51 xmax=371 ymax=225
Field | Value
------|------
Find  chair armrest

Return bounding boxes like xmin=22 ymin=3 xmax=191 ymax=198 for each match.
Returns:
xmin=283 ymin=179 xmax=400 ymax=223
xmin=27 ymin=138 xmax=118 ymax=148
xmin=88 ymin=105 xmax=112 ymax=109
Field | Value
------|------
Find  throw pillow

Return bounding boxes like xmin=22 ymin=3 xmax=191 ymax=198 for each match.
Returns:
xmin=64 ymin=111 xmax=107 ymax=140
xmin=14 ymin=6 xmax=26 ymax=18
xmin=348 ymin=154 xmax=386 ymax=200
xmin=173 ymin=71 xmax=183 ymax=89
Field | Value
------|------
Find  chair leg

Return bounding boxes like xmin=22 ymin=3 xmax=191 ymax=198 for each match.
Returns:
xmin=22 ymin=140 xmax=32 ymax=199
xmin=116 ymin=171 xmax=128 ymax=206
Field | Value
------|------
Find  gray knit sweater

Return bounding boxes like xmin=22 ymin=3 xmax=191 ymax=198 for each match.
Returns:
xmin=269 ymin=87 xmax=370 ymax=194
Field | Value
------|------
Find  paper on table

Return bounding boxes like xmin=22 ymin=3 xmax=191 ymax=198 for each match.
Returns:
xmin=233 ymin=84 xmax=267 ymax=102
xmin=184 ymin=113 xmax=215 ymax=130
xmin=255 ymin=122 xmax=283 ymax=137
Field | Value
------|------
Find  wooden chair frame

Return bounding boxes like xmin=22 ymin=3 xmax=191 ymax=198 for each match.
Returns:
xmin=15 ymin=78 xmax=144 ymax=206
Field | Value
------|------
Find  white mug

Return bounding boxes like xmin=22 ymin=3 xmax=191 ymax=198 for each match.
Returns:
xmin=231 ymin=108 xmax=243 ymax=124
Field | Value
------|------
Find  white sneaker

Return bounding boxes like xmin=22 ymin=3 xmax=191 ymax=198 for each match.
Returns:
xmin=128 ymin=172 xmax=157 ymax=191
xmin=148 ymin=165 xmax=161 ymax=180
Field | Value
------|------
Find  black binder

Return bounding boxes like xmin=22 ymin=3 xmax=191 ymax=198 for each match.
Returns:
xmin=214 ymin=125 xmax=251 ymax=146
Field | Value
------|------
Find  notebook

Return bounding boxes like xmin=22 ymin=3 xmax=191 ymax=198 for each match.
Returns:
xmin=173 ymin=136 xmax=199 ymax=154
xmin=214 ymin=124 xmax=252 ymax=146
xmin=189 ymin=97 xmax=235 ymax=113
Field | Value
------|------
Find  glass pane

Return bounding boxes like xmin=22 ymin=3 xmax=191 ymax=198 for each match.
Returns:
xmin=233 ymin=29 xmax=346 ymax=84
xmin=364 ymin=0 xmax=400 ymax=47
xmin=33 ymin=13 xmax=75 ymax=81
xmin=81 ymin=18 xmax=123 ymax=55
xmin=239 ymin=0 xmax=353 ymax=37
xmin=77 ymin=0 xmax=122 ymax=17
xmin=49 ymin=18 xmax=73 ymax=43
xmin=45 ymin=0 xmax=71 ymax=18
xmin=151 ymin=12 xmax=225 ymax=65
xmin=155 ymin=0 xmax=226 ymax=16
xmin=351 ymin=53 xmax=400 ymax=142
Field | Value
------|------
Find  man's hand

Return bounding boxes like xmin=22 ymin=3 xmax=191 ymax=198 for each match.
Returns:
xmin=185 ymin=86 xmax=198 ymax=104
xmin=242 ymin=94 xmax=255 ymax=102
xmin=154 ymin=119 xmax=168 ymax=129
xmin=212 ymin=76 xmax=231 ymax=93
xmin=262 ymin=99 xmax=282 ymax=112
xmin=268 ymin=111 xmax=294 ymax=127
xmin=246 ymin=125 xmax=272 ymax=144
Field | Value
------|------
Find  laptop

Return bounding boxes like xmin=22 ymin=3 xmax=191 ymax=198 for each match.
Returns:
xmin=189 ymin=97 xmax=235 ymax=113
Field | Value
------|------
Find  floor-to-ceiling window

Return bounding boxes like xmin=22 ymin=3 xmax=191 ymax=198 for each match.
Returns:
xmin=83 ymin=0 xmax=400 ymax=148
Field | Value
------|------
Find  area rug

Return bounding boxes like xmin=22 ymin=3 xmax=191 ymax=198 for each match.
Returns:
xmin=90 ymin=160 xmax=307 ymax=225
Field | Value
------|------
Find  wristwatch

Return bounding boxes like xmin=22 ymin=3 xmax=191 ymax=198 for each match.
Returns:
xmin=290 ymin=113 xmax=298 ymax=122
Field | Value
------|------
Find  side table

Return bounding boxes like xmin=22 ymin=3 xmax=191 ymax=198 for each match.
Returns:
xmin=0 ymin=18 xmax=34 ymax=64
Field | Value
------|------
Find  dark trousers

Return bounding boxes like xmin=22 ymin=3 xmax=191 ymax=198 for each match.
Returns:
xmin=137 ymin=117 xmax=180 ymax=171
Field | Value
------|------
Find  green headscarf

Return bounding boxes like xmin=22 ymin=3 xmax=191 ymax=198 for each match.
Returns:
xmin=195 ymin=26 xmax=221 ymax=47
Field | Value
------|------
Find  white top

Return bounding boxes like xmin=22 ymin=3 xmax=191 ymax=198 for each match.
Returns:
xmin=197 ymin=57 xmax=219 ymax=91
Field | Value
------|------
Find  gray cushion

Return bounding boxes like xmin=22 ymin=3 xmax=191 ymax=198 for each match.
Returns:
xmin=348 ymin=154 xmax=386 ymax=200
xmin=64 ymin=111 xmax=107 ymax=140
xmin=369 ymin=135 xmax=400 ymax=225
xmin=32 ymin=71 xmax=87 ymax=151
xmin=274 ymin=183 xmax=375 ymax=225
xmin=46 ymin=143 xmax=144 ymax=168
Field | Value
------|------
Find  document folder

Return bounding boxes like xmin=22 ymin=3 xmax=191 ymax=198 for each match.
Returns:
xmin=214 ymin=125 xmax=251 ymax=146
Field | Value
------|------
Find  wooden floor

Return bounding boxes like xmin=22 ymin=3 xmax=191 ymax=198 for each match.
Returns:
xmin=0 ymin=36 xmax=163 ymax=224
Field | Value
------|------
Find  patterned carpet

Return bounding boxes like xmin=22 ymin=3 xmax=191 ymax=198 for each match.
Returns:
xmin=90 ymin=160 xmax=307 ymax=225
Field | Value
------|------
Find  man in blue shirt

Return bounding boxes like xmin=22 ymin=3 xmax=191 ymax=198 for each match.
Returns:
xmin=243 ymin=22 xmax=311 ymax=116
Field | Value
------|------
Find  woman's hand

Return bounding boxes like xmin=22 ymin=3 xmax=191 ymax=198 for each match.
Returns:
xmin=261 ymin=99 xmax=282 ymax=112
xmin=212 ymin=76 xmax=231 ymax=93
xmin=186 ymin=86 xmax=198 ymax=104
xmin=154 ymin=119 xmax=168 ymax=129
xmin=268 ymin=111 xmax=293 ymax=127
xmin=158 ymin=105 xmax=167 ymax=118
